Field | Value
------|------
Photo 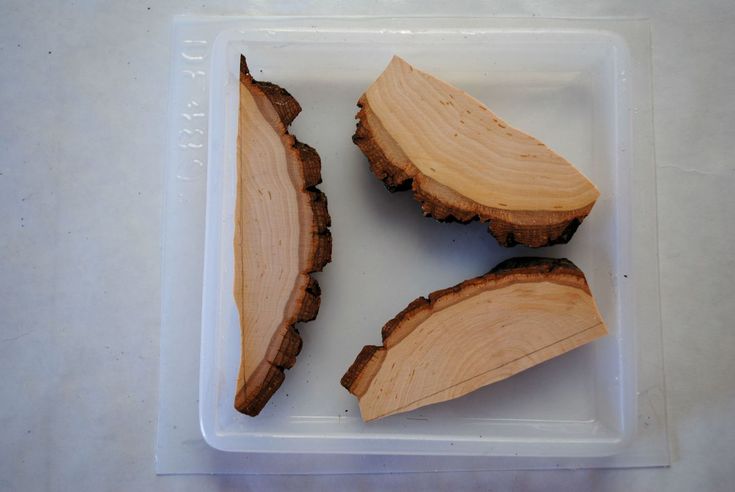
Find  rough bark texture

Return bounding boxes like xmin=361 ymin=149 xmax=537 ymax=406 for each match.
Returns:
xmin=234 ymin=55 xmax=331 ymax=417
xmin=352 ymin=57 xmax=600 ymax=248
xmin=341 ymin=257 xmax=607 ymax=421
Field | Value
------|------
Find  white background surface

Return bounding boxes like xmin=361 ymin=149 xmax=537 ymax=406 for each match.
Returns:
xmin=0 ymin=1 xmax=733 ymax=491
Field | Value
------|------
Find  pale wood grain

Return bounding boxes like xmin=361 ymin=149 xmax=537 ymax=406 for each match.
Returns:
xmin=353 ymin=56 xmax=600 ymax=247
xmin=341 ymin=258 xmax=607 ymax=422
xmin=234 ymin=56 xmax=331 ymax=416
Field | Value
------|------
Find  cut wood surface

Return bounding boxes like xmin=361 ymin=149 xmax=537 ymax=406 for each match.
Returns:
xmin=234 ymin=55 xmax=331 ymax=416
xmin=353 ymin=56 xmax=600 ymax=247
xmin=341 ymin=258 xmax=607 ymax=422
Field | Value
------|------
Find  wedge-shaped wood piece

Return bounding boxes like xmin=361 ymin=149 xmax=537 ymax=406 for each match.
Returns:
xmin=234 ymin=55 xmax=331 ymax=416
xmin=353 ymin=56 xmax=600 ymax=247
xmin=341 ymin=258 xmax=607 ymax=421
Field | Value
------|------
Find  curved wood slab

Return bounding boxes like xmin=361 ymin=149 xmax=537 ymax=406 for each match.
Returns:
xmin=341 ymin=258 xmax=607 ymax=421
xmin=234 ymin=55 xmax=331 ymax=416
xmin=353 ymin=56 xmax=600 ymax=247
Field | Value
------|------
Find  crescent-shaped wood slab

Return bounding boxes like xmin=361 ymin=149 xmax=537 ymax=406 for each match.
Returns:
xmin=234 ymin=55 xmax=331 ymax=416
xmin=353 ymin=56 xmax=600 ymax=247
xmin=341 ymin=258 xmax=607 ymax=422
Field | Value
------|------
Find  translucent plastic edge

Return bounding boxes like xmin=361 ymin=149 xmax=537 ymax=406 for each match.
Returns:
xmin=157 ymin=15 xmax=669 ymax=473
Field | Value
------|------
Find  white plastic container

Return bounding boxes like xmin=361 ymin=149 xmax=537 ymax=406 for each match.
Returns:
xmin=199 ymin=19 xmax=636 ymax=457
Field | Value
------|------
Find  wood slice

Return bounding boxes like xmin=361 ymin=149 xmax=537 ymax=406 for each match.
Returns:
xmin=353 ymin=56 xmax=601 ymax=247
xmin=234 ymin=55 xmax=331 ymax=416
xmin=341 ymin=258 xmax=607 ymax=421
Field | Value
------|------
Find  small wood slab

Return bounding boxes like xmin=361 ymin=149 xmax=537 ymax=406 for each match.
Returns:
xmin=341 ymin=258 xmax=607 ymax=421
xmin=234 ymin=56 xmax=331 ymax=416
xmin=353 ymin=56 xmax=600 ymax=247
